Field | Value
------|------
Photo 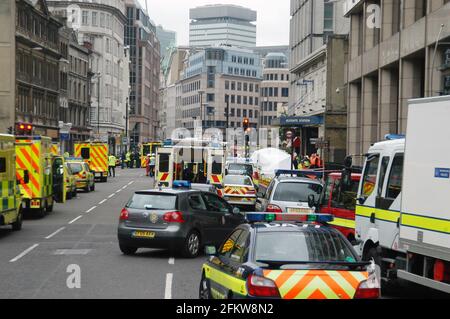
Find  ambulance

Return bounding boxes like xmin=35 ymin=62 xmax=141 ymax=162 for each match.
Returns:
xmin=354 ymin=96 xmax=450 ymax=293
xmin=15 ymin=136 xmax=65 ymax=217
xmin=0 ymin=134 xmax=23 ymax=230
xmin=156 ymin=141 xmax=225 ymax=189
xmin=140 ymin=142 xmax=162 ymax=167
xmin=74 ymin=142 xmax=109 ymax=182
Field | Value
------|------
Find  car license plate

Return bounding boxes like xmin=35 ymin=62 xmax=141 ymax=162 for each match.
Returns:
xmin=288 ymin=207 xmax=313 ymax=214
xmin=133 ymin=231 xmax=156 ymax=239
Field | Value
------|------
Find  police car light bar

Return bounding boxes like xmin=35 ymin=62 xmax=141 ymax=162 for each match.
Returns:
xmin=384 ymin=134 xmax=405 ymax=140
xmin=245 ymin=213 xmax=334 ymax=224
xmin=173 ymin=180 xmax=192 ymax=189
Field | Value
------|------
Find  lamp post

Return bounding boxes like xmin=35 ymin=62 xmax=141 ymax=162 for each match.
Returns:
xmin=198 ymin=90 xmax=205 ymax=128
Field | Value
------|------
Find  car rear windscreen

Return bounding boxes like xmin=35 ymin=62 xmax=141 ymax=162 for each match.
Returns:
xmin=127 ymin=193 xmax=177 ymax=210
xmin=272 ymin=182 xmax=322 ymax=202
xmin=255 ymin=230 xmax=356 ymax=263
xmin=68 ymin=163 xmax=83 ymax=174
xmin=228 ymin=163 xmax=253 ymax=175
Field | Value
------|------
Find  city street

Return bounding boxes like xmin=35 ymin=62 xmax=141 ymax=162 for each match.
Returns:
xmin=0 ymin=168 xmax=446 ymax=299
xmin=0 ymin=169 xmax=203 ymax=299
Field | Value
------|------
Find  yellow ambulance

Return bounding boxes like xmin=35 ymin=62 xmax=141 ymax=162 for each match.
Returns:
xmin=74 ymin=142 xmax=109 ymax=182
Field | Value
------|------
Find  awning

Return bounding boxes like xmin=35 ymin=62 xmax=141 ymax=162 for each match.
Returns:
xmin=272 ymin=116 xmax=324 ymax=127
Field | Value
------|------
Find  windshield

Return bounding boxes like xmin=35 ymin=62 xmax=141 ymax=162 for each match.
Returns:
xmin=254 ymin=231 xmax=356 ymax=264
xmin=228 ymin=163 xmax=253 ymax=175
xmin=68 ymin=163 xmax=83 ymax=174
xmin=127 ymin=193 xmax=177 ymax=210
xmin=273 ymin=182 xmax=322 ymax=202
xmin=224 ymin=175 xmax=252 ymax=186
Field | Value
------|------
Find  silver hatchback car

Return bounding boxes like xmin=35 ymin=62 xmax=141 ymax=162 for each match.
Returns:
xmin=255 ymin=176 xmax=323 ymax=213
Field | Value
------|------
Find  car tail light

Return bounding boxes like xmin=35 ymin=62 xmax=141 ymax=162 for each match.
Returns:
xmin=354 ymin=274 xmax=380 ymax=299
xmin=266 ymin=204 xmax=282 ymax=213
xmin=120 ymin=208 xmax=129 ymax=221
xmin=247 ymin=274 xmax=280 ymax=298
xmin=163 ymin=211 xmax=185 ymax=223
xmin=434 ymin=260 xmax=450 ymax=282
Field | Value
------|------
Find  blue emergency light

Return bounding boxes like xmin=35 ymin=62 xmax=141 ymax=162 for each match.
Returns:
xmin=275 ymin=169 xmax=324 ymax=178
xmin=66 ymin=157 xmax=84 ymax=161
xmin=245 ymin=213 xmax=334 ymax=224
xmin=173 ymin=180 xmax=192 ymax=189
xmin=384 ymin=134 xmax=405 ymax=140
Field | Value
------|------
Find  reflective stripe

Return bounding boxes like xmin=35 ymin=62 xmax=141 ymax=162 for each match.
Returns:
xmin=329 ymin=217 xmax=356 ymax=229
xmin=401 ymin=213 xmax=450 ymax=234
xmin=264 ymin=270 xmax=368 ymax=299
xmin=356 ymin=205 xmax=400 ymax=223
xmin=203 ymin=264 xmax=247 ymax=296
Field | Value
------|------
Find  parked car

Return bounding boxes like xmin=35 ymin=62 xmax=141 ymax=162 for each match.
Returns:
xmin=63 ymin=163 xmax=77 ymax=200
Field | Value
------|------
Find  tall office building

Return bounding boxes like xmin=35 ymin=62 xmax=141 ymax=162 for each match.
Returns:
xmin=156 ymin=25 xmax=176 ymax=60
xmin=48 ymin=0 xmax=130 ymax=154
xmin=189 ymin=4 xmax=257 ymax=48
xmin=125 ymin=0 xmax=161 ymax=149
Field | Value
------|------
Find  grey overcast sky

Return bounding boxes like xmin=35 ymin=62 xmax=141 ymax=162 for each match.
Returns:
xmin=139 ymin=0 xmax=290 ymax=46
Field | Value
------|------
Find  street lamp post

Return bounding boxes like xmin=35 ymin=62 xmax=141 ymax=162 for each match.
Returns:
xmin=198 ymin=90 xmax=205 ymax=128
xmin=125 ymin=97 xmax=129 ymax=153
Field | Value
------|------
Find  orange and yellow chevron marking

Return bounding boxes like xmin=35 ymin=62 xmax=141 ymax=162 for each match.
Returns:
xmin=158 ymin=172 xmax=169 ymax=182
xmin=263 ymin=270 xmax=368 ymax=300
xmin=211 ymin=175 xmax=223 ymax=184
xmin=224 ymin=186 xmax=252 ymax=196
xmin=16 ymin=144 xmax=41 ymax=199
xmin=51 ymin=144 xmax=60 ymax=156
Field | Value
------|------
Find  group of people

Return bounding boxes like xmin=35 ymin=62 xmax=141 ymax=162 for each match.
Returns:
xmin=107 ymin=150 xmax=144 ymax=178
xmin=293 ymin=153 xmax=323 ymax=170
xmin=143 ymin=154 xmax=156 ymax=177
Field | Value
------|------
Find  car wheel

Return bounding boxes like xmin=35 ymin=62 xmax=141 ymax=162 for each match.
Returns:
xmin=182 ymin=230 xmax=201 ymax=258
xmin=119 ymin=242 xmax=138 ymax=255
xmin=199 ymin=274 xmax=212 ymax=299
xmin=12 ymin=209 xmax=23 ymax=231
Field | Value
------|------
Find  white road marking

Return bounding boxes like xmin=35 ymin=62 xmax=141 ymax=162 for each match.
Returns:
xmin=122 ymin=185 xmax=128 ymax=190
xmin=99 ymin=199 xmax=107 ymax=205
xmin=45 ymin=227 xmax=65 ymax=240
xmin=115 ymin=189 xmax=122 ymax=193
xmin=108 ymin=194 xmax=115 ymax=198
xmin=128 ymin=181 xmax=134 ymax=186
xmin=168 ymin=258 xmax=175 ymax=265
xmin=165 ymin=273 xmax=173 ymax=299
xmin=10 ymin=244 xmax=39 ymax=263
xmin=68 ymin=215 xmax=83 ymax=224
xmin=85 ymin=206 xmax=97 ymax=213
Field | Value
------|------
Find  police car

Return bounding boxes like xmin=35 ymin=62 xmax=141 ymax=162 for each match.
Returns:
xmin=199 ymin=213 xmax=380 ymax=299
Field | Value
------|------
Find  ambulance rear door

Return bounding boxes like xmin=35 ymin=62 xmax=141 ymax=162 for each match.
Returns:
xmin=156 ymin=148 xmax=174 ymax=188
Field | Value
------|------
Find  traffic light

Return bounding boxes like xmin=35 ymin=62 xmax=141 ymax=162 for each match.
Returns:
xmin=243 ymin=118 xmax=249 ymax=131
xmin=16 ymin=123 xmax=33 ymax=136
xmin=7 ymin=126 xmax=13 ymax=135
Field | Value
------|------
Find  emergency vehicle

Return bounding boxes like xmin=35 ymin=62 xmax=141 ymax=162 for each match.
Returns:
xmin=200 ymin=213 xmax=379 ymax=299
xmin=140 ymin=142 xmax=162 ymax=167
xmin=16 ymin=136 xmax=65 ymax=217
xmin=156 ymin=140 xmax=224 ymax=188
xmin=74 ymin=142 xmax=108 ymax=182
xmin=355 ymin=96 xmax=450 ymax=294
xmin=0 ymin=134 xmax=23 ymax=230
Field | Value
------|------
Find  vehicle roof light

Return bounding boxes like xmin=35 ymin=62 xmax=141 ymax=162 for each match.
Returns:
xmin=384 ymin=134 xmax=405 ymax=140
xmin=275 ymin=169 xmax=324 ymax=178
xmin=245 ymin=213 xmax=334 ymax=224
xmin=173 ymin=180 xmax=192 ymax=189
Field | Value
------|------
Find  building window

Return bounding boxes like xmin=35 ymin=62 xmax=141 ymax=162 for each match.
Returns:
xmin=237 ymin=96 xmax=241 ymax=104
xmin=243 ymin=109 xmax=247 ymax=117
xmin=243 ymin=96 xmax=247 ymax=105
xmin=249 ymin=83 xmax=254 ymax=92
xmin=249 ymin=110 xmax=253 ymax=118
xmin=249 ymin=97 xmax=253 ymax=105
xmin=243 ymin=83 xmax=248 ymax=91
xmin=237 ymin=109 xmax=241 ymax=117
xmin=231 ymin=81 xmax=236 ymax=90
xmin=231 ymin=95 xmax=235 ymax=104
xmin=82 ymin=11 xmax=89 ymax=26
xmin=225 ymin=80 xmax=229 ymax=90
xmin=237 ymin=82 xmax=242 ymax=91
xmin=282 ymin=88 xmax=289 ymax=97
xmin=324 ymin=2 xmax=334 ymax=30
xmin=100 ymin=13 xmax=105 ymax=27
xmin=255 ymin=97 xmax=259 ymax=106
xmin=207 ymin=94 xmax=215 ymax=102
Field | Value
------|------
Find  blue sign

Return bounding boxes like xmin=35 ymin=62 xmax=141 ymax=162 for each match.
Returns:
xmin=60 ymin=133 xmax=70 ymax=141
xmin=435 ymin=168 xmax=450 ymax=179
xmin=276 ymin=116 xmax=324 ymax=127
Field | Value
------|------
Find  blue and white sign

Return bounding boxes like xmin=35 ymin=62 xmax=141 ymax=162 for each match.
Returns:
xmin=435 ymin=168 xmax=450 ymax=179
xmin=275 ymin=116 xmax=324 ymax=127
xmin=60 ymin=133 xmax=70 ymax=141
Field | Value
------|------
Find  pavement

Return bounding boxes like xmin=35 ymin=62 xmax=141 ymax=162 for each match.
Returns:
xmin=0 ymin=169 xmax=447 ymax=299
xmin=0 ymin=169 xmax=204 ymax=299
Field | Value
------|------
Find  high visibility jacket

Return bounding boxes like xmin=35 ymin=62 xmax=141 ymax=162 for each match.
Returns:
xmin=126 ymin=153 xmax=131 ymax=162
xmin=109 ymin=155 xmax=117 ymax=167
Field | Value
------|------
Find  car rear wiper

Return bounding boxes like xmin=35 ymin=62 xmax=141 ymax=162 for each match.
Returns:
xmin=256 ymin=260 xmax=371 ymax=270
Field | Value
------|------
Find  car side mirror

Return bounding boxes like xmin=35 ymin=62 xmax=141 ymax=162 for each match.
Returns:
xmin=308 ymin=194 xmax=316 ymax=209
xmin=204 ymin=246 xmax=217 ymax=256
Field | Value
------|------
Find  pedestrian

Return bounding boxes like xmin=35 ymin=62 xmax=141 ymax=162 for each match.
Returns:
xmin=135 ymin=151 xmax=141 ymax=168
xmin=121 ymin=152 xmax=126 ymax=169
xmin=149 ymin=153 xmax=156 ymax=177
xmin=292 ymin=153 xmax=299 ymax=170
xmin=108 ymin=153 xmax=117 ymax=177
xmin=144 ymin=154 xmax=151 ymax=176
xmin=126 ymin=151 xmax=131 ymax=168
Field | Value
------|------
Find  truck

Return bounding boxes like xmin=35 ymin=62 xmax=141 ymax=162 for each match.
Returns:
xmin=16 ymin=136 xmax=65 ymax=217
xmin=74 ymin=142 xmax=109 ymax=182
xmin=156 ymin=140 xmax=225 ymax=188
xmin=354 ymin=96 xmax=450 ymax=294
xmin=0 ymin=134 xmax=23 ymax=230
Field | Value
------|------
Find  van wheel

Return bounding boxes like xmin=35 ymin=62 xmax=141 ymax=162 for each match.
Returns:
xmin=37 ymin=207 xmax=46 ymax=218
xmin=199 ymin=273 xmax=212 ymax=299
xmin=12 ymin=210 xmax=23 ymax=231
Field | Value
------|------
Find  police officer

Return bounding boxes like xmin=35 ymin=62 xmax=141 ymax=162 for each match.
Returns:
xmin=108 ymin=154 xmax=117 ymax=177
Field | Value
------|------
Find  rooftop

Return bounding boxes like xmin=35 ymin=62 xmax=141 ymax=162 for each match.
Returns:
xmin=190 ymin=4 xmax=257 ymax=22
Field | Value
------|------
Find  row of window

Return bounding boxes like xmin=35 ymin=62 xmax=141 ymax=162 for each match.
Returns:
xmin=81 ymin=10 xmax=123 ymax=36
xmin=227 ymin=67 xmax=257 ymax=78
xmin=17 ymin=7 xmax=58 ymax=46
xmin=182 ymin=81 xmax=201 ymax=94
xmin=16 ymin=52 xmax=59 ymax=88
xmin=263 ymin=73 xmax=289 ymax=81
xmin=225 ymin=81 xmax=260 ymax=93
xmin=261 ymin=87 xmax=289 ymax=98
xmin=231 ymin=55 xmax=255 ymax=66
xmin=17 ymin=86 xmax=58 ymax=120
xmin=225 ymin=94 xmax=259 ymax=107
xmin=69 ymin=55 xmax=88 ymax=77
xmin=226 ymin=108 xmax=258 ymax=119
